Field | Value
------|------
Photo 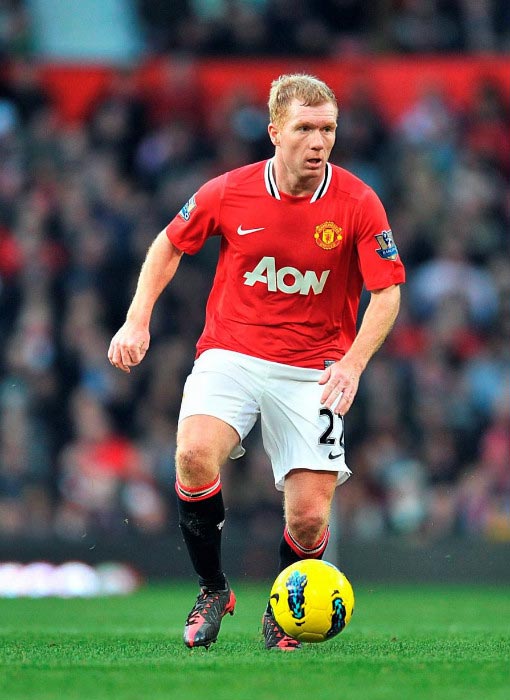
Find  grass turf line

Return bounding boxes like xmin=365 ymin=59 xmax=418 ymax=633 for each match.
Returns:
xmin=0 ymin=584 xmax=509 ymax=700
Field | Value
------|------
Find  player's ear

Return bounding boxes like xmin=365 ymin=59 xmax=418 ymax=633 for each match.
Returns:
xmin=268 ymin=123 xmax=280 ymax=146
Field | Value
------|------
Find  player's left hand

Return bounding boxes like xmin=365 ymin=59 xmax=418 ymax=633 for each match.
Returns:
xmin=318 ymin=359 xmax=361 ymax=416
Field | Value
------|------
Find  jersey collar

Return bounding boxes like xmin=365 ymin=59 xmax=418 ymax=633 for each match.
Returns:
xmin=264 ymin=158 xmax=332 ymax=202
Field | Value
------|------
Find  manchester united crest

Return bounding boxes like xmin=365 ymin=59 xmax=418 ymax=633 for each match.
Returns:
xmin=314 ymin=221 xmax=343 ymax=250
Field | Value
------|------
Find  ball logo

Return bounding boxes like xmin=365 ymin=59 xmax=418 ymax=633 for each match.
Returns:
xmin=327 ymin=594 xmax=347 ymax=637
xmin=314 ymin=221 xmax=343 ymax=250
xmin=286 ymin=570 xmax=307 ymax=622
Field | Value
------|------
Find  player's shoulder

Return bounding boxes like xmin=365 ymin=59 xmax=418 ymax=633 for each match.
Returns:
xmin=199 ymin=161 xmax=265 ymax=198
xmin=329 ymin=163 xmax=377 ymax=203
xmin=223 ymin=160 xmax=266 ymax=187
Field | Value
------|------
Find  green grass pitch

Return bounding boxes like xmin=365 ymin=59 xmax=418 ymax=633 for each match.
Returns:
xmin=0 ymin=583 xmax=509 ymax=700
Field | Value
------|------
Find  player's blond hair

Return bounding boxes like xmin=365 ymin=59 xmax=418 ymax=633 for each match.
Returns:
xmin=268 ymin=74 xmax=338 ymax=126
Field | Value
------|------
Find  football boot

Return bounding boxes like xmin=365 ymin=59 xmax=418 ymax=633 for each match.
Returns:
xmin=262 ymin=605 xmax=302 ymax=651
xmin=184 ymin=582 xmax=236 ymax=649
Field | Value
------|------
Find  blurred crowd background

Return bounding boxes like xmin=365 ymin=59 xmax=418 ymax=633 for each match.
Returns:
xmin=0 ymin=1 xmax=509 ymax=555
xmin=138 ymin=0 xmax=510 ymax=55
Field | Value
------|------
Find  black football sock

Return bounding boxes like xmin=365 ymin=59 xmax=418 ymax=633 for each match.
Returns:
xmin=176 ymin=477 xmax=226 ymax=591
xmin=278 ymin=535 xmax=303 ymax=571
xmin=278 ymin=525 xmax=330 ymax=572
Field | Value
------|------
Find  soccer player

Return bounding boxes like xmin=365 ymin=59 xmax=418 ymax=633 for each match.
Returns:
xmin=108 ymin=74 xmax=405 ymax=650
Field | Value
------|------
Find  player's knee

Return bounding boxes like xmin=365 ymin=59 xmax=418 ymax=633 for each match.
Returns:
xmin=175 ymin=443 xmax=219 ymax=487
xmin=286 ymin=510 xmax=328 ymax=549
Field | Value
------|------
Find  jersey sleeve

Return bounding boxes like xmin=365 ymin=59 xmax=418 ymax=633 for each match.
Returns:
xmin=165 ymin=174 xmax=226 ymax=255
xmin=355 ymin=187 xmax=406 ymax=291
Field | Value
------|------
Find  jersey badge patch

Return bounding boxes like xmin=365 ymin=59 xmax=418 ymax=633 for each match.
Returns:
xmin=178 ymin=194 xmax=197 ymax=222
xmin=375 ymin=230 xmax=398 ymax=260
xmin=314 ymin=221 xmax=343 ymax=250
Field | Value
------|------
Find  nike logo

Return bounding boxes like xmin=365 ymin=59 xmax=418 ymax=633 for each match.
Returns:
xmin=328 ymin=451 xmax=343 ymax=460
xmin=237 ymin=225 xmax=265 ymax=236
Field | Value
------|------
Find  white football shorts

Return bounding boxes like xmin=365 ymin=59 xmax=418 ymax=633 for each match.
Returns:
xmin=178 ymin=349 xmax=351 ymax=491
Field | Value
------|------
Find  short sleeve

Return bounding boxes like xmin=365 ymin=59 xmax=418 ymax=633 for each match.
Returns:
xmin=355 ymin=187 xmax=406 ymax=291
xmin=165 ymin=174 xmax=226 ymax=255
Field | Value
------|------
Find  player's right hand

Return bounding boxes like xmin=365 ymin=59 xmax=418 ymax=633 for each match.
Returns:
xmin=108 ymin=323 xmax=150 ymax=373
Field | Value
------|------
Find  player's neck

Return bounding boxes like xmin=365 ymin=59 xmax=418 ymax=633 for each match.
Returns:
xmin=271 ymin=158 xmax=324 ymax=198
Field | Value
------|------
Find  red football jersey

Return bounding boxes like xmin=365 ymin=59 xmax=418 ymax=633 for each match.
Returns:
xmin=166 ymin=159 xmax=405 ymax=369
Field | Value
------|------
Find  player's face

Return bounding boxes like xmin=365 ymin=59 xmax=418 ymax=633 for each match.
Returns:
xmin=269 ymin=98 xmax=337 ymax=194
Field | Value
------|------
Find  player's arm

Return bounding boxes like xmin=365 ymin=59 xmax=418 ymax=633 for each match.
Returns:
xmin=319 ymin=284 xmax=401 ymax=416
xmin=108 ymin=231 xmax=183 ymax=373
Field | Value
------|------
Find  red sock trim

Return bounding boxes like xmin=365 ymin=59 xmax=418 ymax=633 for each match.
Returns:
xmin=284 ymin=525 xmax=330 ymax=559
xmin=175 ymin=475 xmax=221 ymax=502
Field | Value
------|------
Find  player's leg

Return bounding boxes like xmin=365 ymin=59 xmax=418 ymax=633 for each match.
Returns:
xmin=175 ymin=350 xmax=261 ymax=648
xmin=176 ymin=414 xmax=240 ymax=649
xmin=279 ymin=468 xmax=338 ymax=570
xmin=176 ymin=414 xmax=239 ymax=589
xmin=260 ymin=364 xmax=349 ymax=572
